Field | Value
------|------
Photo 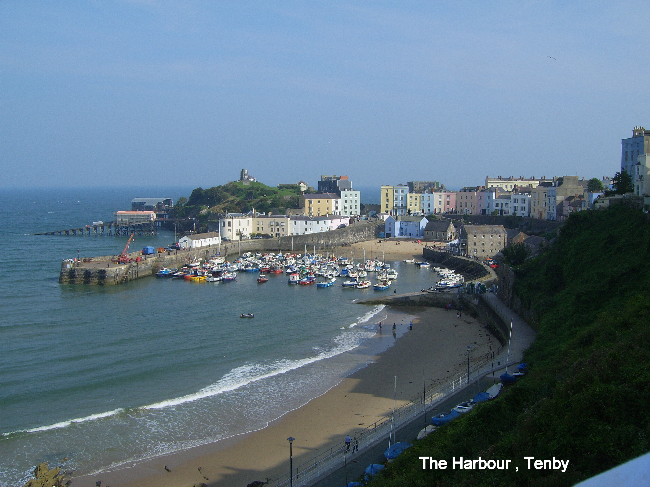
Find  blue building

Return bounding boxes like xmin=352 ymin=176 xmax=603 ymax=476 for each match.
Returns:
xmin=384 ymin=215 xmax=428 ymax=238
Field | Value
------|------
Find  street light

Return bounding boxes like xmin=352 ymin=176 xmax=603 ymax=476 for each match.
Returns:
xmin=287 ymin=437 xmax=295 ymax=487
xmin=467 ymin=345 xmax=472 ymax=384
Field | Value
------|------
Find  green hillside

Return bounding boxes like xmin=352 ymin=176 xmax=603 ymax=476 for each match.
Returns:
xmin=368 ymin=203 xmax=650 ymax=486
xmin=169 ymin=181 xmax=303 ymax=231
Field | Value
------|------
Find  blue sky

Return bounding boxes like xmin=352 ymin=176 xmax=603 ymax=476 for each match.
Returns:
xmin=2 ymin=1 xmax=650 ymax=191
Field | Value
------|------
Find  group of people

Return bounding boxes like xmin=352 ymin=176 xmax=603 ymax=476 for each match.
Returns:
xmin=345 ymin=435 xmax=359 ymax=453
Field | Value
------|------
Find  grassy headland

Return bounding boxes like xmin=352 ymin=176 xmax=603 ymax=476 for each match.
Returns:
xmin=367 ymin=203 xmax=650 ymax=486
xmin=169 ymin=181 xmax=304 ymax=232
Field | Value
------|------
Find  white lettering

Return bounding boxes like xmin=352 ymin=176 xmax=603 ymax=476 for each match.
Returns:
xmin=419 ymin=457 xmax=448 ymax=469
xmin=523 ymin=457 xmax=569 ymax=472
xmin=453 ymin=457 xmax=464 ymax=469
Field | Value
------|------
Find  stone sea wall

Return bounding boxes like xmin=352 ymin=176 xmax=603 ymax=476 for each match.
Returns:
xmin=59 ymin=222 xmax=383 ymax=285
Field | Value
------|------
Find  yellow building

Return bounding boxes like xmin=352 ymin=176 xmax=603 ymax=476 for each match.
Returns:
xmin=300 ymin=193 xmax=341 ymax=217
xmin=530 ymin=184 xmax=550 ymax=219
xmin=254 ymin=215 xmax=290 ymax=238
xmin=381 ymin=185 xmax=394 ymax=214
xmin=407 ymin=193 xmax=421 ymax=215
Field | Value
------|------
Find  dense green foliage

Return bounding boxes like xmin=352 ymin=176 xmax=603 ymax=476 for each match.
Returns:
xmin=500 ymin=242 xmax=530 ymax=266
xmin=368 ymin=204 xmax=650 ymax=486
xmin=169 ymin=182 xmax=303 ymax=230
xmin=611 ymin=171 xmax=634 ymax=194
xmin=587 ymin=177 xmax=604 ymax=192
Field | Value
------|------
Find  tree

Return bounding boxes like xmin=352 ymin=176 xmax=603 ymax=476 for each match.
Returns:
xmin=587 ymin=178 xmax=604 ymax=193
xmin=501 ymin=243 xmax=530 ymax=266
xmin=612 ymin=171 xmax=633 ymax=194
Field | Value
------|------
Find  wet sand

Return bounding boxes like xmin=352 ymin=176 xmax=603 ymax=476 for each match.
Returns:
xmin=70 ymin=302 xmax=497 ymax=487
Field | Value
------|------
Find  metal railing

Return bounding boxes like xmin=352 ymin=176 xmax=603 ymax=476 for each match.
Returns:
xmin=268 ymin=347 xmax=504 ymax=487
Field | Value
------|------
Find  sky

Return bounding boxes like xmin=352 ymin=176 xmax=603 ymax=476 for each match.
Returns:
xmin=2 ymin=1 xmax=650 ymax=191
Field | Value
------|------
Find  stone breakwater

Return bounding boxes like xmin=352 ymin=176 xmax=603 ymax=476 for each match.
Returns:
xmin=59 ymin=247 xmax=215 ymax=285
xmin=59 ymin=222 xmax=383 ymax=285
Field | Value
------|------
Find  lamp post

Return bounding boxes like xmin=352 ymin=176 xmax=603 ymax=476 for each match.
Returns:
xmin=287 ymin=437 xmax=295 ymax=487
xmin=467 ymin=345 xmax=471 ymax=384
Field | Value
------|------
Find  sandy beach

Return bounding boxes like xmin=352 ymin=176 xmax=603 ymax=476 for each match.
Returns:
xmin=69 ymin=241 xmax=497 ymax=487
xmin=340 ymin=238 xmax=434 ymax=263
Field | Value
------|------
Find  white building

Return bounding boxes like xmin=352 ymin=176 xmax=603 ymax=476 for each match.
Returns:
xmin=219 ymin=214 xmax=253 ymax=240
xmin=511 ymin=193 xmax=531 ymax=217
xmin=340 ymin=190 xmax=361 ymax=216
xmin=291 ymin=215 xmax=331 ymax=235
xmin=114 ymin=211 xmax=156 ymax=225
xmin=178 ymin=232 xmax=221 ymax=250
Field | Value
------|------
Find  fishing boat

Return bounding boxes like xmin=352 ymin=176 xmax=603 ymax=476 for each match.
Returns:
xmin=257 ymin=274 xmax=269 ymax=283
xmin=240 ymin=313 xmax=254 ymax=318
xmin=155 ymin=268 xmax=174 ymax=278
xmin=342 ymin=278 xmax=358 ymax=288
xmin=316 ymin=277 xmax=336 ymax=288
xmin=221 ymin=272 xmax=237 ymax=282
xmin=288 ymin=273 xmax=300 ymax=284
xmin=355 ymin=280 xmax=372 ymax=289
xmin=299 ymin=276 xmax=316 ymax=285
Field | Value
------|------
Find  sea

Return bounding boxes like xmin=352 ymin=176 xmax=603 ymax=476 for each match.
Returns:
xmin=0 ymin=187 xmax=436 ymax=487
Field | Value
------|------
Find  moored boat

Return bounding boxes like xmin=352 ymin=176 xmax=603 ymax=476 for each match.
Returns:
xmin=155 ymin=268 xmax=174 ymax=278
xmin=221 ymin=272 xmax=237 ymax=282
xmin=316 ymin=277 xmax=336 ymax=288
xmin=373 ymin=280 xmax=391 ymax=290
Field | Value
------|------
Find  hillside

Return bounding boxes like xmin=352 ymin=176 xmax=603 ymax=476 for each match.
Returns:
xmin=168 ymin=181 xmax=303 ymax=231
xmin=368 ymin=203 xmax=650 ymax=486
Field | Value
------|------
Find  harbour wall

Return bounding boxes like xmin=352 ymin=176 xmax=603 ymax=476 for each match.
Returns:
xmin=220 ymin=221 xmax=382 ymax=256
xmin=59 ymin=222 xmax=383 ymax=285
xmin=422 ymin=247 xmax=490 ymax=282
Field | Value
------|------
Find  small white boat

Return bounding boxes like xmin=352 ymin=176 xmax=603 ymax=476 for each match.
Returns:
xmin=417 ymin=425 xmax=436 ymax=440
xmin=453 ymin=402 xmax=474 ymax=414
xmin=355 ymin=280 xmax=372 ymax=289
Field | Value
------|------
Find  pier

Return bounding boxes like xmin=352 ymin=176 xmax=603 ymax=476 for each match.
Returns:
xmin=36 ymin=221 xmax=157 ymax=237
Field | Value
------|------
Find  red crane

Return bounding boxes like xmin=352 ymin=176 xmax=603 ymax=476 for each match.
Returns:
xmin=117 ymin=233 xmax=135 ymax=264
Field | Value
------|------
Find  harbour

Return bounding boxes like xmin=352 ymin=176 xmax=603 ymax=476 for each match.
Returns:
xmin=1 ymin=186 xmax=466 ymax=487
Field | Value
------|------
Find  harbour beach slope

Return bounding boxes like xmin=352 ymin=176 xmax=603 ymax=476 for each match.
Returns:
xmin=70 ymin=303 xmax=498 ymax=487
